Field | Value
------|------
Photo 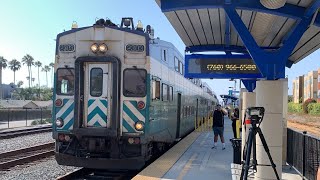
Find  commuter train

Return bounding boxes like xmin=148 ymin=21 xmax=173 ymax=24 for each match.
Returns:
xmin=52 ymin=18 xmax=218 ymax=170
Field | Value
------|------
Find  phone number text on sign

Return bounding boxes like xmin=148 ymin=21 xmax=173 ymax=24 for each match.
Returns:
xmin=207 ymin=64 xmax=257 ymax=71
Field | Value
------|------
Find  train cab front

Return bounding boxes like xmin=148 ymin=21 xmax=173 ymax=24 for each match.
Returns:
xmin=53 ymin=18 xmax=150 ymax=170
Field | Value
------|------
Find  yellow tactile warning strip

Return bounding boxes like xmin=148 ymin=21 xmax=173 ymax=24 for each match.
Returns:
xmin=132 ymin=131 xmax=202 ymax=180
xmin=195 ymin=116 xmax=213 ymax=132
xmin=176 ymin=153 xmax=197 ymax=180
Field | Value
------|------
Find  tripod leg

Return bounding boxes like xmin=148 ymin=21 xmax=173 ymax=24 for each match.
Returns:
xmin=240 ymin=128 xmax=254 ymax=180
xmin=256 ymin=128 xmax=281 ymax=180
xmin=252 ymin=133 xmax=257 ymax=172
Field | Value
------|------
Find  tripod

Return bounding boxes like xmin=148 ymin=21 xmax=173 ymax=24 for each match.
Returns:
xmin=240 ymin=117 xmax=280 ymax=180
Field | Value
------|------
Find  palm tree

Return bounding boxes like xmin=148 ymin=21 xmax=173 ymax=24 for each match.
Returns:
xmin=17 ymin=81 xmax=23 ymax=88
xmin=26 ymin=76 xmax=30 ymax=85
xmin=31 ymin=78 xmax=35 ymax=86
xmin=35 ymin=61 xmax=42 ymax=87
xmin=42 ymin=65 xmax=51 ymax=87
xmin=0 ymin=56 xmax=8 ymax=99
xmin=35 ymin=61 xmax=42 ymax=97
xmin=22 ymin=54 xmax=35 ymax=88
xmin=8 ymin=59 xmax=21 ymax=85
xmin=49 ymin=62 xmax=54 ymax=87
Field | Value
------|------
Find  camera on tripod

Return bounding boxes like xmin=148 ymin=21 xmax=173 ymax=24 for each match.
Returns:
xmin=246 ymin=107 xmax=265 ymax=123
xmin=241 ymin=106 xmax=280 ymax=180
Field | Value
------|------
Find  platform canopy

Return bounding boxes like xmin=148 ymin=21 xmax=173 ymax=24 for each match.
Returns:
xmin=156 ymin=0 xmax=320 ymax=68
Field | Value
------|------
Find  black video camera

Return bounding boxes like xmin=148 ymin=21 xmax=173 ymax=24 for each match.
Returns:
xmin=246 ymin=107 xmax=265 ymax=123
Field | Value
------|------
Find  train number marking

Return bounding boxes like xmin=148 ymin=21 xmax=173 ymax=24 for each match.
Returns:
xmin=125 ymin=44 xmax=145 ymax=53
xmin=59 ymin=44 xmax=76 ymax=53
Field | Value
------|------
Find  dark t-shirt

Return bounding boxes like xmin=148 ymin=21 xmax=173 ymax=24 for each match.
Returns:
xmin=213 ymin=110 xmax=224 ymax=127
xmin=231 ymin=111 xmax=239 ymax=123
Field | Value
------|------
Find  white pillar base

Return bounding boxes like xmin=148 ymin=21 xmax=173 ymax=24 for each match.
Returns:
xmin=254 ymin=79 xmax=287 ymax=180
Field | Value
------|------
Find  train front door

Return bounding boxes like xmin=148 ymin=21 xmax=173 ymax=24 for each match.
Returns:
xmin=84 ymin=63 xmax=110 ymax=128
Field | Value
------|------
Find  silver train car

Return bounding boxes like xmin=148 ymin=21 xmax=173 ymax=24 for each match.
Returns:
xmin=52 ymin=18 xmax=218 ymax=170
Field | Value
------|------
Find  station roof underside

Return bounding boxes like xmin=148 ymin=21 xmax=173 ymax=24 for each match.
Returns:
xmin=156 ymin=0 xmax=320 ymax=65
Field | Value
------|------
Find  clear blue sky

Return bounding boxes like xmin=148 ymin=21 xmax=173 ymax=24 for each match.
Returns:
xmin=0 ymin=0 xmax=319 ymax=99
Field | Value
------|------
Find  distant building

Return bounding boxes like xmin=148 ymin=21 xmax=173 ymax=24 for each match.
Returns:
xmin=0 ymin=100 xmax=52 ymax=109
xmin=0 ymin=83 xmax=16 ymax=99
xmin=292 ymin=76 xmax=304 ymax=103
xmin=303 ymin=71 xmax=318 ymax=102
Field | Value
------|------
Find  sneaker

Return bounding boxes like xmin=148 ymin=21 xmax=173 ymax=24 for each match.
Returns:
xmin=222 ymin=147 xmax=226 ymax=150
xmin=211 ymin=146 xmax=215 ymax=149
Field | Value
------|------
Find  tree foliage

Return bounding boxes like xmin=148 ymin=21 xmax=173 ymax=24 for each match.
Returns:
xmin=0 ymin=56 xmax=7 ymax=69
xmin=302 ymin=98 xmax=317 ymax=114
xmin=12 ymin=87 xmax=52 ymax=101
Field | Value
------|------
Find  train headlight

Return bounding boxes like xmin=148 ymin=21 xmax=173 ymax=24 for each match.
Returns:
xmin=55 ymin=118 xmax=64 ymax=128
xmin=134 ymin=121 xmax=144 ymax=131
xmin=98 ymin=43 xmax=108 ymax=53
xmin=90 ymin=43 xmax=99 ymax=53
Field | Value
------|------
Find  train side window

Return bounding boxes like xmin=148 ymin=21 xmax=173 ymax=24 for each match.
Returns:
xmin=183 ymin=106 xmax=186 ymax=117
xmin=182 ymin=65 xmax=185 ymax=75
xmin=174 ymin=57 xmax=179 ymax=72
xmin=179 ymin=61 xmax=183 ymax=75
xmin=169 ymin=86 xmax=173 ymax=101
xmin=152 ymin=80 xmax=160 ymax=100
xmin=162 ymin=49 xmax=167 ymax=62
xmin=162 ymin=83 xmax=168 ymax=101
xmin=186 ymin=106 xmax=189 ymax=117
xmin=56 ymin=68 xmax=75 ymax=96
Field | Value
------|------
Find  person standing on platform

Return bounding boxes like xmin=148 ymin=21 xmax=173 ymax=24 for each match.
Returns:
xmin=231 ymin=108 xmax=239 ymax=138
xmin=211 ymin=104 xmax=227 ymax=150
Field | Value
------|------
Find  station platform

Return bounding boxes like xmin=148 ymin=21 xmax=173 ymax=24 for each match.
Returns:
xmin=133 ymin=118 xmax=301 ymax=180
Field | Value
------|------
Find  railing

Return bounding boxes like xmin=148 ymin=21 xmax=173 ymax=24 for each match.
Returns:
xmin=287 ymin=128 xmax=320 ymax=180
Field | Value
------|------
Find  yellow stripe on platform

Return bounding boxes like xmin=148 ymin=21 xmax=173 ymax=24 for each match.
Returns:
xmin=132 ymin=132 xmax=201 ymax=180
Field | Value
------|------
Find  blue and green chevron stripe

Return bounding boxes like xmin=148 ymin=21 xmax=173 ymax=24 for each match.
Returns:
xmin=55 ymin=99 xmax=74 ymax=131
xmin=87 ymin=99 xmax=108 ymax=127
xmin=122 ymin=100 xmax=146 ymax=133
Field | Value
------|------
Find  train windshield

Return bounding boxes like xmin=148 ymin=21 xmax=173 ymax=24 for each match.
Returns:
xmin=56 ymin=68 xmax=75 ymax=95
xmin=123 ymin=68 xmax=147 ymax=97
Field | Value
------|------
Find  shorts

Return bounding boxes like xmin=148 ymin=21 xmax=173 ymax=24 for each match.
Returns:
xmin=212 ymin=127 xmax=224 ymax=137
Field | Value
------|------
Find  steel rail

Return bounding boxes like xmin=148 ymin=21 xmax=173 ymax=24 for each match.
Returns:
xmin=56 ymin=168 xmax=137 ymax=180
xmin=0 ymin=142 xmax=54 ymax=170
xmin=0 ymin=125 xmax=52 ymax=139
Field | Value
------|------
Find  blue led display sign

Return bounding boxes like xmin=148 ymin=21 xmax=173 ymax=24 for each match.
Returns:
xmin=185 ymin=54 xmax=263 ymax=79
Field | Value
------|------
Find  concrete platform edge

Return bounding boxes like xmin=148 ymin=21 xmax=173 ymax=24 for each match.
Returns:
xmin=132 ymin=131 xmax=201 ymax=180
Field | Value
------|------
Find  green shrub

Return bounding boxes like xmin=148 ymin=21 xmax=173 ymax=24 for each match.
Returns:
xmin=307 ymin=103 xmax=320 ymax=115
xmin=302 ymin=99 xmax=317 ymax=114
xmin=31 ymin=120 xmax=39 ymax=125
xmin=288 ymin=102 xmax=303 ymax=113
xmin=45 ymin=118 xmax=52 ymax=123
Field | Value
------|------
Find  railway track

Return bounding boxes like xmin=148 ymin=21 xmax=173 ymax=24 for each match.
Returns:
xmin=56 ymin=168 xmax=137 ymax=180
xmin=0 ymin=125 xmax=52 ymax=139
xmin=0 ymin=142 xmax=54 ymax=170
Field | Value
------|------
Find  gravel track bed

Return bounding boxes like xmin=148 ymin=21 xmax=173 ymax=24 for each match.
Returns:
xmin=0 ymin=132 xmax=53 ymax=153
xmin=0 ymin=157 xmax=79 ymax=180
